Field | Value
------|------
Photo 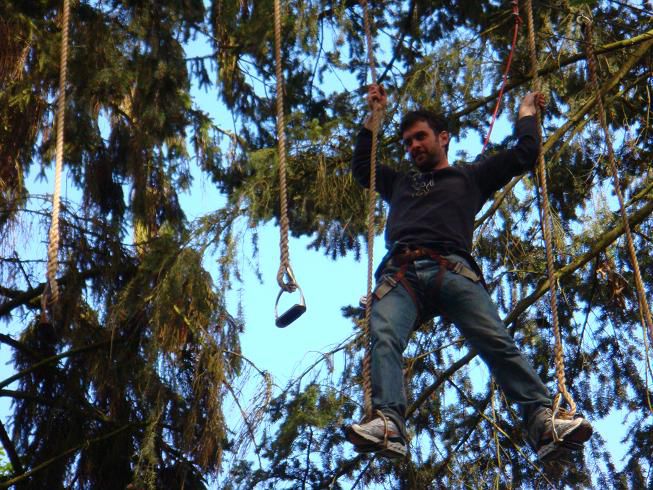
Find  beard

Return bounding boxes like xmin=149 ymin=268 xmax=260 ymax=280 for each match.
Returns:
xmin=412 ymin=151 xmax=439 ymax=171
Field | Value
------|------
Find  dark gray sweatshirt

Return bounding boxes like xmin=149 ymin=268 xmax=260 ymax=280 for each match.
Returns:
xmin=352 ymin=115 xmax=540 ymax=267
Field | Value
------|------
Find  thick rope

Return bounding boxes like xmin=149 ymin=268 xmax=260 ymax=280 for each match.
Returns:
xmin=360 ymin=0 xmax=378 ymax=420
xmin=524 ymin=0 xmax=577 ymax=420
xmin=481 ymin=0 xmax=522 ymax=154
xmin=44 ymin=0 xmax=71 ymax=315
xmin=273 ymin=0 xmax=296 ymax=292
xmin=582 ymin=15 xmax=653 ymax=348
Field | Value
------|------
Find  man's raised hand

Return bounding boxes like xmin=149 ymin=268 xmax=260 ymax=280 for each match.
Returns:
xmin=518 ymin=92 xmax=546 ymax=119
xmin=367 ymin=83 xmax=387 ymax=111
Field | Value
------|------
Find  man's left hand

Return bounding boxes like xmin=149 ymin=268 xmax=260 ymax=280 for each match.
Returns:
xmin=518 ymin=92 xmax=546 ymax=119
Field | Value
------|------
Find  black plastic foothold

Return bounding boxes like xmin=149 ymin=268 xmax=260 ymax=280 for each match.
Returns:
xmin=275 ymin=303 xmax=307 ymax=328
xmin=274 ymin=275 xmax=306 ymax=328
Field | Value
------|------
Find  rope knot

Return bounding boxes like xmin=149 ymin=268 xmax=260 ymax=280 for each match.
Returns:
xmin=277 ymin=265 xmax=298 ymax=292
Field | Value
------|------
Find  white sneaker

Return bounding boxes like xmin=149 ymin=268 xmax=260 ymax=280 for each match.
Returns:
xmin=345 ymin=414 xmax=407 ymax=459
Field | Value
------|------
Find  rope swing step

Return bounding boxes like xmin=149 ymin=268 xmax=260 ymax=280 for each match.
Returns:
xmin=273 ymin=0 xmax=306 ymax=328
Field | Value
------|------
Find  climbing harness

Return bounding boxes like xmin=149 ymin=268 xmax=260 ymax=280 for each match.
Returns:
xmin=524 ymin=0 xmax=577 ymax=432
xmin=580 ymin=13 xmax=653 ymax=348
xmin=41 ymin=0 xmax=71 ymax=325
xmin=272 ymin=0 xmax=306 ymax=328
xmin=381 ymin=246 xmax=485 ymax=309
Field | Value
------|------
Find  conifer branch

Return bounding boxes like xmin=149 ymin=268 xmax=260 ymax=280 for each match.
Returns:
xmin=453 ymin=30 xmax=653 ymax=119
xmin=0 ymin=339 xmax=117 ymax=391
xmin=0 ymin=268 xmax=102 ymax=318
xmin=445 ymin=381 xmax=554 ymax=487
xmin=222 ymin=378 xmax=263 ymax=467
xmin=0 ymin=423 xmax=135 ymax=488
xmin=0 ymin=419 xmax=24 ymax=482
xmin=505 ymin=197 xmax=653 ymax=326
xmin=474 ymin=55 xmax=652 ymax=231
xmin=0 ymin=334 xmax=38 ymax=358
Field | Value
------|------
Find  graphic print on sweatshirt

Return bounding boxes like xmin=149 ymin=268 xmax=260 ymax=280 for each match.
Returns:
xmin=408 ymin=170 xmax=438 ymax=197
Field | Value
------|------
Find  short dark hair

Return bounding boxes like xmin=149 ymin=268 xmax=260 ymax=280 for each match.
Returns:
xmin=400 ymin=109 xmax=449 ymax=152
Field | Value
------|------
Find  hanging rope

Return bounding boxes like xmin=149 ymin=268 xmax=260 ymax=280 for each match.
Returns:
xmin=273 ymin=0 xmax=298 ymax=293
xmin=524 ymin=0 xmax=577 ymax=422
xmin=42 ymin=0 xmax=71 ymax=320
xmin=581 ymin=14 xmax=653 ymax=348
xmin=481 ymin=0 xmax=522 ymax=154
xmin=360 ymin=0 xmax=379 ymax=420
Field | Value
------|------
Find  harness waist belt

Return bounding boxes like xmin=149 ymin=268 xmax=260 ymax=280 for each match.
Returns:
xmin=391 ymin=246 xmax=481 ymax=283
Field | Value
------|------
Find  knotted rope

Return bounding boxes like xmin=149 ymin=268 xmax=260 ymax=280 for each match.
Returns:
xmin=273 ymin=0 xmax=298 ymax=292
xmin=524 ymin=0 xmax=577 ymax=423
xmin=43 ymin=0 xmax=71 ymax=320
xmin=581 ymin=14 xmax=653 ymax=349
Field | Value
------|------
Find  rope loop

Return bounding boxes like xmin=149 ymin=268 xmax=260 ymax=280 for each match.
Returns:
xmin=277 ymin=264 xmax=298 ymax=293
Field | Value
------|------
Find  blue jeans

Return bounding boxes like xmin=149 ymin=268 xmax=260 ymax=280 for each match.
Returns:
xmin=370 ymin=255 xmax=551 ymax=437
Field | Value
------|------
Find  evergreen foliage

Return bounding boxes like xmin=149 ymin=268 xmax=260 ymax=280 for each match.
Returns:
xmin=1 ymin=0 xmax=652 ymax=488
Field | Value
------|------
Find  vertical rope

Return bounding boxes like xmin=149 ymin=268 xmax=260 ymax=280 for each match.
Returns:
xmin=524 ymin=0 xmax=577 ymax=417
xmin=582 ymin=15 xmax=653 ymax=348
xmin=360 ymin=0 xmax=378 ymax=419
xmin=273 ymin=0 xmax=295 ymax=291
xmin=44 ymin=0 xmax=71 ymax=316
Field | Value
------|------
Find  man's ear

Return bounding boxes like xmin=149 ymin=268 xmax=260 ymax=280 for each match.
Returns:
xmin=439 ymin=131 xmax=450 ymax=147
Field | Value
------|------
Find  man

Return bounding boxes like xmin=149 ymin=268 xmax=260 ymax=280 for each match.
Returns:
xmin=345 ymin=84 xmax=593 ymax=461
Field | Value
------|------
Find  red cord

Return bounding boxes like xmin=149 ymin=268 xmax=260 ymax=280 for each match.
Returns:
xmin=481 ymin=0 xmax=522 ymax=154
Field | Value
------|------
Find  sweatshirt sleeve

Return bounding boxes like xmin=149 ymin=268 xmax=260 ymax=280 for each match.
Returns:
xmin=351 ymin=127 xmax=398 ymax=201
xmin=467 ymin=115 xmax=540 ymax=201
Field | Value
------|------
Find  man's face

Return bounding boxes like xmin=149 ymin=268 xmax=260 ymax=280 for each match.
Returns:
xmin=401 ymin=120 xmax=449 ymax=171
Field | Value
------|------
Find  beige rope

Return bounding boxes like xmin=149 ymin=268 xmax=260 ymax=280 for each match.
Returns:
xmin=360 ymin=0 xmax=379 ymax=420
xmin=524 ymin=0 xmax=577 ymax=420
xmin=273 ymin=0 xmax=296 ymax=292
xmin=581 ymin=15 xmax=653 ymax=348
xmin=44 ymin=0 xmax=71 ymax=315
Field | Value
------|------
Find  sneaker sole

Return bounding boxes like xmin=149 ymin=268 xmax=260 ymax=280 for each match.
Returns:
xmin=352 ymin=440 xmax=407 ymax=459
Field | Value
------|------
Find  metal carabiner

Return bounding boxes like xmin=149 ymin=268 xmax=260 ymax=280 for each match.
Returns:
xmin=274 ymin=266 xmax=306 ymax=328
